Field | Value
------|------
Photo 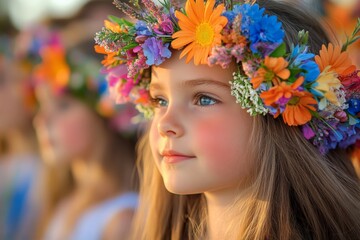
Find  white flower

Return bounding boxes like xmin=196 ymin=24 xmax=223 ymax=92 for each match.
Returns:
xmin=230 ymin=72 xmax=268 ymax=116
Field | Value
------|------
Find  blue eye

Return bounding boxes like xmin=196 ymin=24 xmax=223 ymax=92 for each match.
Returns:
xmin=151 ymin=97 xmax=168 ymax=108
xmin=196 ymin=95 xmax=217 ymax=106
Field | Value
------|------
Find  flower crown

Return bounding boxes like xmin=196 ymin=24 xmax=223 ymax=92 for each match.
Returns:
xmin=94 ymin=0 xmax=360 ymax=154
xmin=32 ymin=29 xmax=138 ymax=134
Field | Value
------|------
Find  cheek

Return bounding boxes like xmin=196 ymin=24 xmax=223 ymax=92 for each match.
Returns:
xmin=149 ymin=122 xmax=161 ymax=166
xmin=53 ymin=112 xmax=93 ymax=157
xmin=192 ymin=114 xmax=253 ymax=177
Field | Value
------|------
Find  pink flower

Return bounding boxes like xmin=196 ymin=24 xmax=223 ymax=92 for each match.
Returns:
xmin=208 ymin=46 xmax=232 ymax=69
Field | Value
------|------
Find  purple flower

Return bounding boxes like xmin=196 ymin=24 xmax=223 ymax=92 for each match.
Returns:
xmin=142 ymin=37 xmax=171 ymax=66
xmin=337 ymin=124 xmax=360 ymax=149
xmin=154 ymin=17 xmax=174 ymax=35
xmin=304 ymin=117 xmax=360 ymax=154
xmin=250 ymin=42 xmax=279 ymax=56
xmin=302 ymin=124 xmax=315 ymax=139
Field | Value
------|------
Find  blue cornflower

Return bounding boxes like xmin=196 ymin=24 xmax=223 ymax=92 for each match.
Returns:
xmin=347 ymin=99 xmax=360 ymax=116
xmin=239 ymin=4 xmax=265 ymax=38
xmin=290 ymin=45 xmax=320 ymax=83
xmin=135 ymin=21 xmax=153 ymax=36
xmin=249 ymin=15 xmax=284 ymax=45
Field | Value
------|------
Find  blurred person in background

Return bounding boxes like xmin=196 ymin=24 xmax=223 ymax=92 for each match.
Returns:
xmin=0 ymin=31 xmax=42 ymax=239
xmin=32 ymin=28 xmax=139 ymax=240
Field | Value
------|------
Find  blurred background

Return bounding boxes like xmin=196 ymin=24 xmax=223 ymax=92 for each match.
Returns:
xmin=0 ymin=0 xmax=359 ymax=239
xmin=0 ymin=0 xmax=90 ymax=30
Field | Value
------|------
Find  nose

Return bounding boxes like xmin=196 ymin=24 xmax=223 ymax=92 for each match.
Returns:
xmin=157 ymin=105 xmax=184 ymax=138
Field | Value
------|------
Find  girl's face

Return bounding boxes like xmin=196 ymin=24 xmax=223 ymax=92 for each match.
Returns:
xmin=34 ymin=85 xmax=100 ymax=164
xmin=149 ymin=51 xmax=254 ymax=195
xmin=0 ymin=58 xmax=32 ymax=133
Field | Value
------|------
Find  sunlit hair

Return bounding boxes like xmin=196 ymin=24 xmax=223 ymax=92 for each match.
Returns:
xmin=131 ymin=1 xmax=360 ymax=239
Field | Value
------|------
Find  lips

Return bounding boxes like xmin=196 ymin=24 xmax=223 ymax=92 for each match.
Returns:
xmin=160 ymin=150 xmax=195 ymax=164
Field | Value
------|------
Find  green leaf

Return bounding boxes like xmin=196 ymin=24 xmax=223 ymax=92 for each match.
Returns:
xmin=270 ymin=43 xmax=286 ymax=57
xmin=108 ymin=15 xmax=134 ymax=27
xmin=342 ymin=18 xmax=360 ymax=51
xmin=122 ymin=43 xmax=139 ymax=51
xmin=289 ymin=67 xmax=303 ymax=79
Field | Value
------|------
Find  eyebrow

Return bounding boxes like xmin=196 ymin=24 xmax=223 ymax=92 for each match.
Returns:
xmin=149 ymin=78 xmax=230 ymax=91
xmin=183 ymin=78 xmax=230 ymax=89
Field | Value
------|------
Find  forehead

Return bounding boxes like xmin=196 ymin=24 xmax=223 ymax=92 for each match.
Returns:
xmin=151 ymin=51 xmax=235 ymax=85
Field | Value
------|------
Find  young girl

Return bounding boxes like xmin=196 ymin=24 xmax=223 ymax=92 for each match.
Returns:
xmin=95 ymin=0 xmax=360 ymax=239
xmin=0 ymin=34 xmax=41 ymax=240
xmin=32 ymin=30 xmax=139 ymax=240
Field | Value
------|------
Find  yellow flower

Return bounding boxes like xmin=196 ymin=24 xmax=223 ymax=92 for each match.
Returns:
xmin=105 ymin=20 xmax=122 ymax=33
xmin=171 ymin=0 xmax=228 ymax=65
xmin=315 ymin=66 xmax=341 ymax=107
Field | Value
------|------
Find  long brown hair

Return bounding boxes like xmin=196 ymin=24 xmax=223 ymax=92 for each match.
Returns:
xmin=132 ymin=1 xmax=360 ymax=239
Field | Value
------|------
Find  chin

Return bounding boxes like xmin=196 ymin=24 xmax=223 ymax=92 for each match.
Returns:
xmin=163 ymin=178 xmax=205 ymax=195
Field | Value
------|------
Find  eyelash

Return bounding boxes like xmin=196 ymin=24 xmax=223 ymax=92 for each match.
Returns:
xmin=150 ymin=93 xmax=219 ymax=108
xmin=194 ymin=93 xmax=219 ymax=106
xmin=150 ymin=96 xmax=168 ymax=108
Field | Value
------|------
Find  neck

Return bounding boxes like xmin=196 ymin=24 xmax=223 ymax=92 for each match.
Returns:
xmin=4 ymin=128 xmax=36 ymax=156
xmin=204 ymin=189 xmax=239 ymax=240
xmin=70 ymin=156 xmax=121 ymax=198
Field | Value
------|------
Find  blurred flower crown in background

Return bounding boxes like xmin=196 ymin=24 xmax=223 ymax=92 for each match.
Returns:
xmin=94 ymin=0 xmax=360 ymax=154
xmin=0 ymin=33 xmax=37 ymax=112
xmin=16 ymin=26 xmax=139 ymax=135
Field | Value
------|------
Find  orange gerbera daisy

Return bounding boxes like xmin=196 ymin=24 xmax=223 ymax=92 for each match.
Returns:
xmin=282 ymin=91 xmax=317 ymax=126
xmin=171 ymin=0 xmax=228 ymax=65
xmin=314 ymin=43 xmax=356 ymax=76
xmin=94 ymin=45 xmax=117 ymax=67
xmin=250 ymin=56 xmax=290 ymax=89
xmin=260 ymin=76 xmax=304 ymax=106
